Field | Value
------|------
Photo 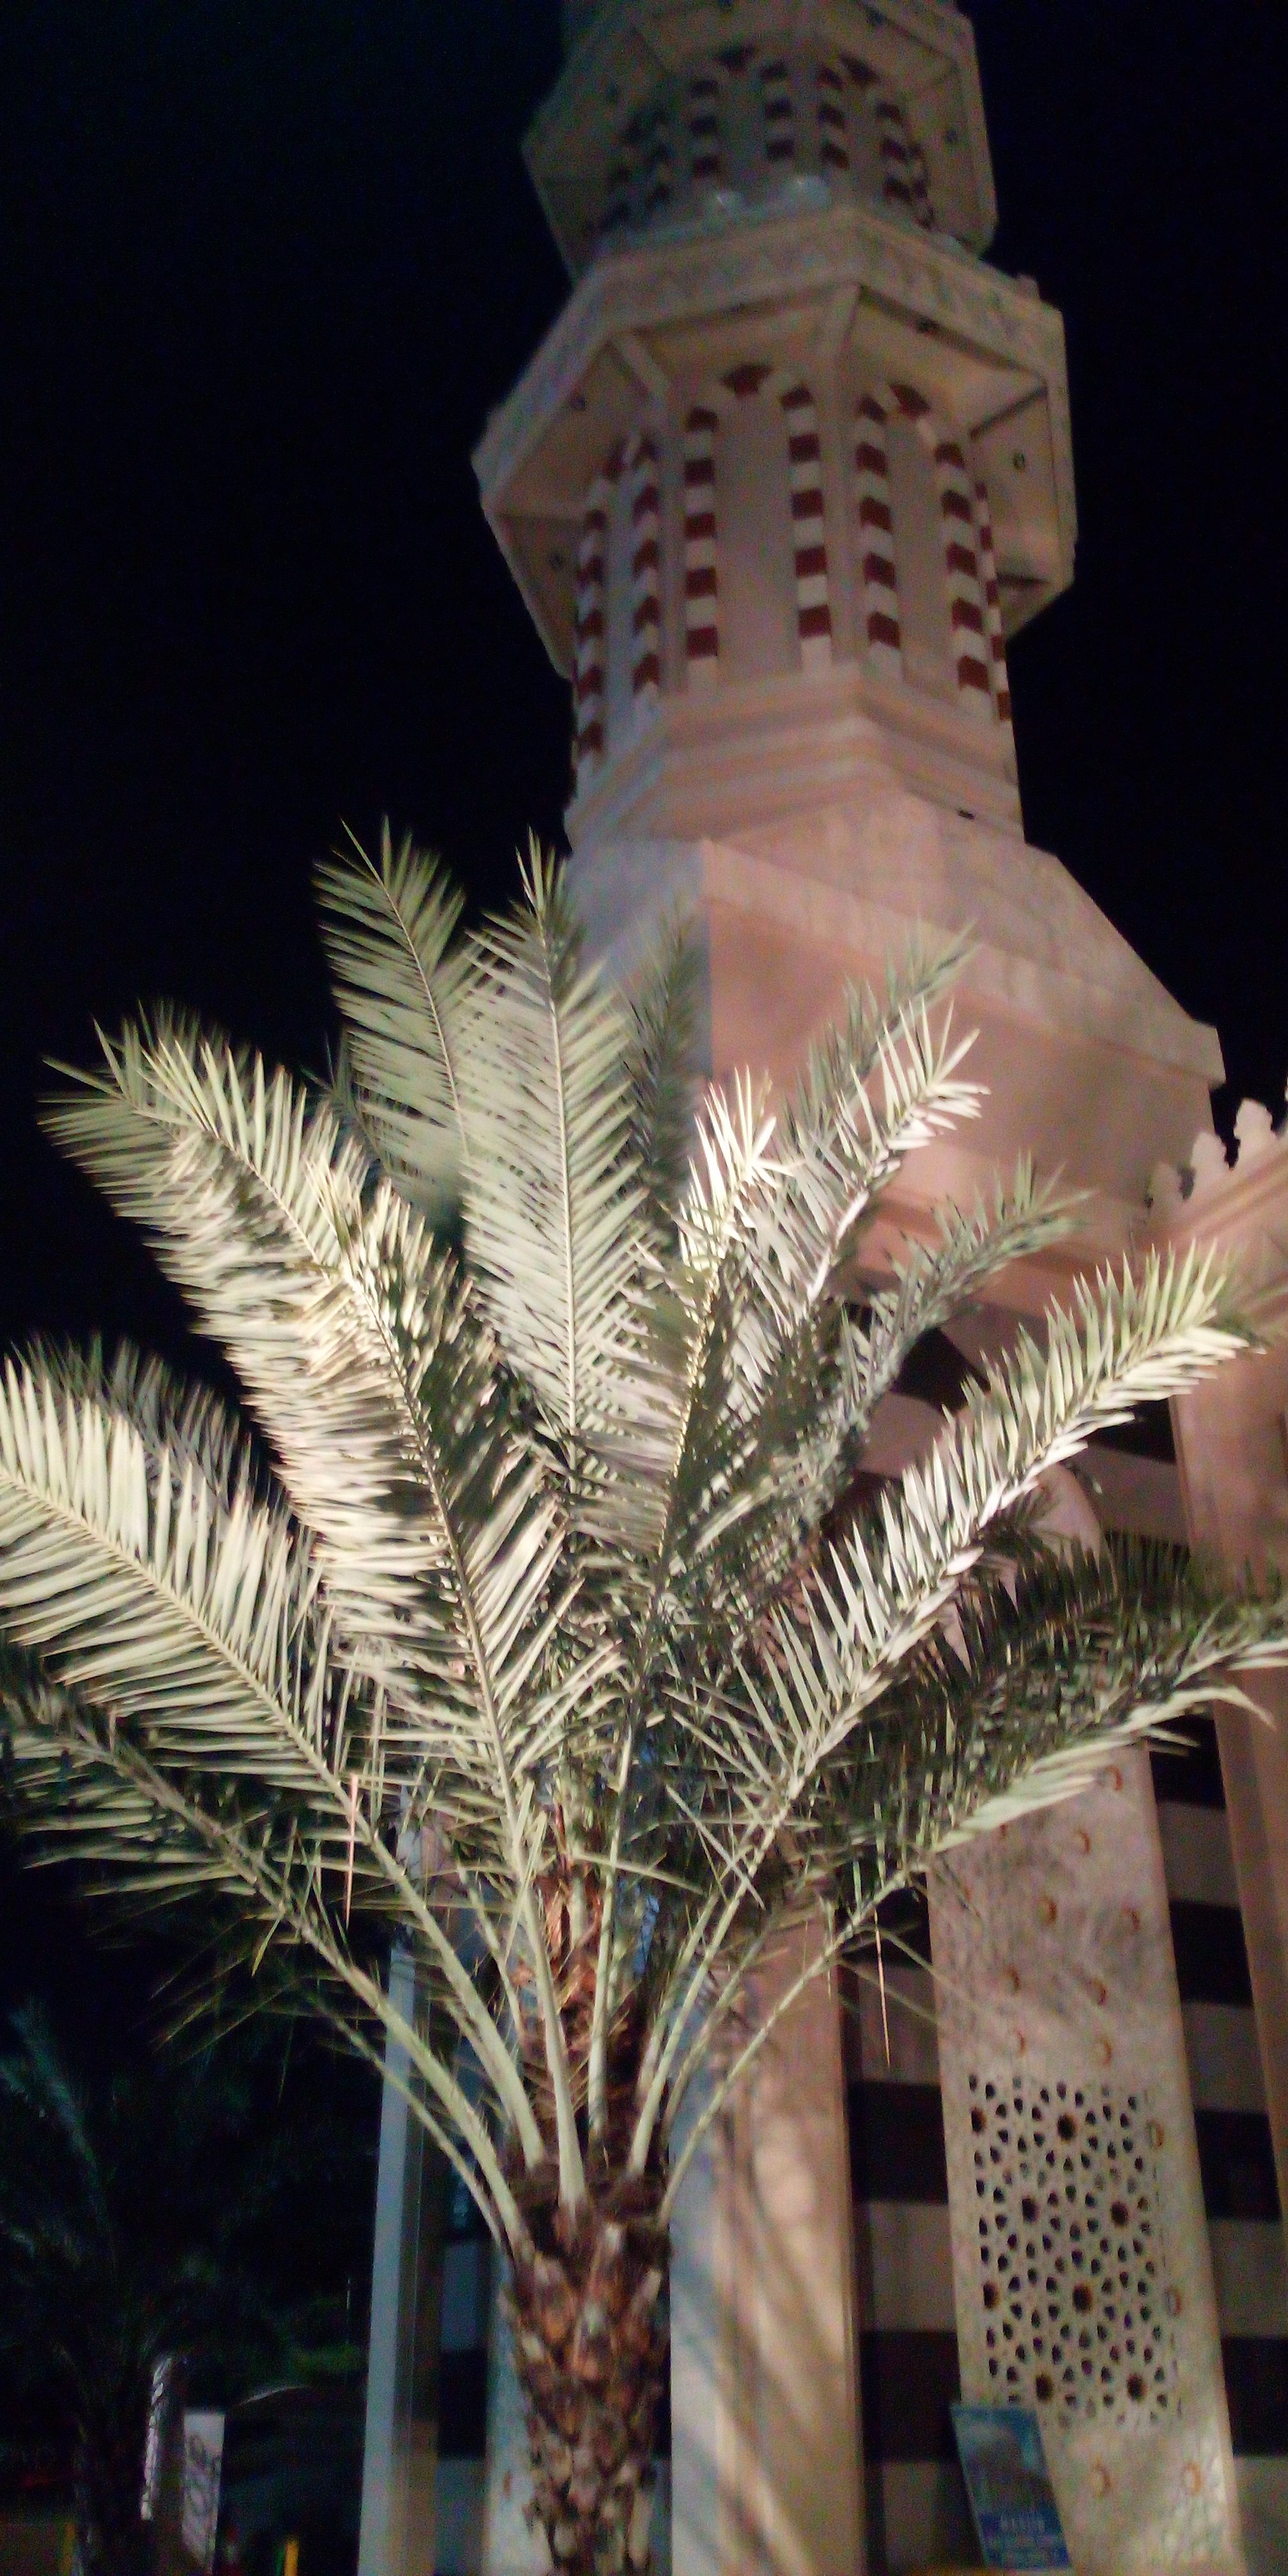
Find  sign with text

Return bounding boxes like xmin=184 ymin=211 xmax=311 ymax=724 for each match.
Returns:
xmin=952 ymin=2404 xmax=1071 ymax=2570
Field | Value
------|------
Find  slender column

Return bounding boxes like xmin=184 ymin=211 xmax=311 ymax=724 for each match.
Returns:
xmin=629 ymin=431 xmax=663 ymax=703
xmin=927 ymin=422 xmax=993 ymax=716
xmin=358 ymin=1950 xmax=438 ymax=2576
xmin=682 ymin=408 xmax=720 ymax=683
xmin=875 ymin=94 xmax=933 ymax=227
xmin=572 ymin=480 xmax=611 ymax=786
xmin=686 ymin=69 xmax=723 ymax=187
xmin=973 ymin=477 xmax=1013 ymax=725
xmin=780 ymin=383 xmax=832 ymax=673
xmin=814 ymin=62 xmax=848 ymax=174
xmin=759 ymin=58 xmax=795 ymax=167
xmin=852 ymin=395 xmax=902 ymax=680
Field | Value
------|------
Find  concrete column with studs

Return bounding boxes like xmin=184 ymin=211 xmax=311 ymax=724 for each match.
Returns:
xmin=930 ymin=1751 xmax=1244 ymax=2575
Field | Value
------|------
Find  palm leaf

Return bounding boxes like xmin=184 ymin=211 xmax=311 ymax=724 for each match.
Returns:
xmin=316 ymin=822 xmax=480 ymax=1215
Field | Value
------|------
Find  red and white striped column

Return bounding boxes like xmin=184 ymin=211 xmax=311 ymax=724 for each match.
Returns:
xmin=853 ymin=392 xmax=902 ymax=679
xmin=572 ymin=474 xmax=611 ymax=783
xmin=687 ymin=68 xmax=723 ymax=187
xmin=629 ymin=431 xmax=663 ymax=705
xmin=875 ymin=95 xmax=934 ymax=229
xmin=815 ymin=60 xmax=850 ymax=173
xmin=973 ymin=477 xmax=1013 ymax=726
xmin=760 ymin=56 xmax=795 ymax=166
xmin=930 ymin=427 xmax=993 ymax=717
xmin=682 ymin=406 xmax=720 ymax=683
xmin=781 ymin=381 xmax=832 ymax=671
xmin=641 ymin=112 xmax=674 ymax=222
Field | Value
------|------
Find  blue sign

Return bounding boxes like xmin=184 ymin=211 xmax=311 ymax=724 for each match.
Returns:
xmin=952 ymin=2404 xmax=1071 ymax=2570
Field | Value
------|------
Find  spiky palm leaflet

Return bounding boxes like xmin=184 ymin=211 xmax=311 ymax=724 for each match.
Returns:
xmin=1 ymin=830 xmax=1284 ymax=2575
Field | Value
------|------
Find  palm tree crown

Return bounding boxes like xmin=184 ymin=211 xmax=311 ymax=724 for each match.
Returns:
xmin=0 ymin=833 xmax=1281 ymax=2575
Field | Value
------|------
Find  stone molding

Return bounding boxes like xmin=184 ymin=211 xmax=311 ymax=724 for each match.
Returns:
xmin=473 ymin=195 xmax=1074 ymax=574
xmin=569 ymin=831 xmax=1223 ymax=1088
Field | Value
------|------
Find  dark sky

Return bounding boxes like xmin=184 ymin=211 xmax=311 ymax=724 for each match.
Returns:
xmin=1 ymin=0 xmax=1285 ymax=1368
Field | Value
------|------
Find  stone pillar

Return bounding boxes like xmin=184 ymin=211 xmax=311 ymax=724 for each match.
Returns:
xmin=930 ymin=1754 xmax=1243 ymax=2575
xmin=358 ymin=1950 xmax=438 ymax=2576
xmin=670 ymin=1928 xmax=865 ymax=2576
xmin=480 ymin=2286 xmax=550 ymax=2576
xmin=1162 ymin=1143 xmax=1288 ymax=2228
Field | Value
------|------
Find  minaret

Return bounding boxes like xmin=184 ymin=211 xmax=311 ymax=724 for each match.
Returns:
xmin=474 ymin=10 xmax=1275 ymax=2576
xmin=479 ymin=0 xmax=1055 ymax=841
xmin=475 ymin=0 xmax=1215 ymax=1197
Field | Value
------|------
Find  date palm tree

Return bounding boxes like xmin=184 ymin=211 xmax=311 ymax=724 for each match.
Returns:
xmin=0 ymin=833 xmax=1281 ymax=2576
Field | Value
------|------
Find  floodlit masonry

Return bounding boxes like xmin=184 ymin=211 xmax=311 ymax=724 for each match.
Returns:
xmin=359 ymin=8 xmax=1288 ymax=2572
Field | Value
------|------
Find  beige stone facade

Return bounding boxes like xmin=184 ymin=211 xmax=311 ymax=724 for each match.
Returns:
xmin=356 ymin=6 xmax=1288 ymax=2572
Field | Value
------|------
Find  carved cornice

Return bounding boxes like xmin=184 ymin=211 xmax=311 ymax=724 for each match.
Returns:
xmin=474 ymin=196 xmax=1073 ymax=574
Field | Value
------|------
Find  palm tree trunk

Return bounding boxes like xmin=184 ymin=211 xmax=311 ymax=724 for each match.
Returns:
xmin=508 ymin=2183 xmax=668 ymax=2576
xmin=74 ymin=2428 xmax=152 ymax=2576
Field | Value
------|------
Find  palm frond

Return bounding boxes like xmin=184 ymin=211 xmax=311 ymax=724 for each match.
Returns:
xmin=7 ymin=848 xmax=1286 ymax=2304
xmin=316 ymin=822 xmax=479 ymax=1215
xmin=457 ymin=843 xmax=648 ymax=1459
xmin=624 ymin=916 xmax=705 ymax=1250
xmin=656 ymin=1545 xmax=1287 ymax=2213
xmin=0 ymin=1347 xmax=337 ymax=1788
xmin=626 ymin=1248 xmax=1260 ymax=2161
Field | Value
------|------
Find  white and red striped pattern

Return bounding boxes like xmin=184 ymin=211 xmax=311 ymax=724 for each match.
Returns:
xmin=641 ymin=111 xmax=674 ymax=220
xmin=926 ymin=421 xmax=993 ymax=715
xmin=687 ymin=68 xmax=723 ymax=185
xmin=603 ymin=158 xmax=633 ymax=235
xmin=682 ymin=405 xmax=719 ymax=681
xmin=760 ymin=56 xmax=795 ymax=165
xmin=973 ymin=477 xmax=1013 ymax=724
xmin=874 ymin=93 xmax=933 ymax=229
xmin=629 ymin=431 xmax=663 ymax=703
xmin=815 ymin=59 xmax=850 ymax=173
xmin=853 ymin=391 xmax=902 ymax=677
xmin=781 ymin=380 xmax=832 ymax=669
xmin=572 ymin=475 xmax=611 ymax=781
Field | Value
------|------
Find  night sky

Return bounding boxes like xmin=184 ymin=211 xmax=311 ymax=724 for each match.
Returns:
xmin=0 ymin=0 xmax=1285 ymax=1374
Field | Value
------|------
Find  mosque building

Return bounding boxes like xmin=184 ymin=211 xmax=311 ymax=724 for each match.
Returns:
xmin=361 ymin=8 xmax=1288 ymax=2570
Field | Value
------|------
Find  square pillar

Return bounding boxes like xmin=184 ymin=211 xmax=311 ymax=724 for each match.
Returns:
xmin=930 ymin=1754 xmax=1243 ymax=2574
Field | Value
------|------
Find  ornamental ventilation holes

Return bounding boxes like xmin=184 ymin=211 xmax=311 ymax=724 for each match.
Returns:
xmin=969 ymin=2073 xmax=1181 ymax=2426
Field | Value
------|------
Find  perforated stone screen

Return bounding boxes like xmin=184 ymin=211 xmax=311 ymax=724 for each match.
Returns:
xmin=931 ymin=1754 xmax=1244 ymax=2572
xmin=968 ymin=2072 xmax=1180 ymax=2423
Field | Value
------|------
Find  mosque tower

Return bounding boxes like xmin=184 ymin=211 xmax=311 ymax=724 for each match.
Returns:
xmin=447 ymin=7 xmax=1288 ymax=2571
